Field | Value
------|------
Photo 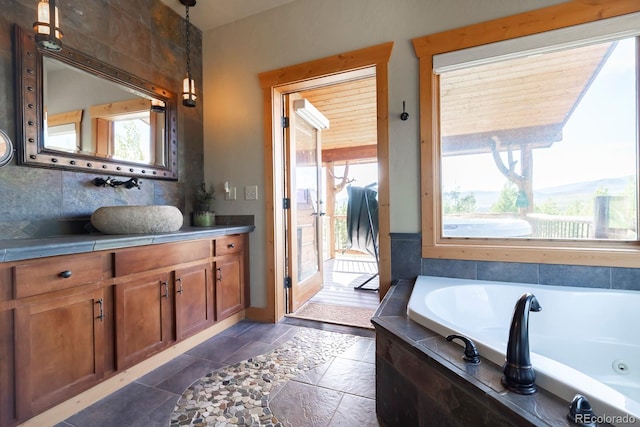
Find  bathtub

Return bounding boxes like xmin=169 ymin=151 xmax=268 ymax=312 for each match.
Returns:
xmin=407 ymin=275 xmax=640 ymax=425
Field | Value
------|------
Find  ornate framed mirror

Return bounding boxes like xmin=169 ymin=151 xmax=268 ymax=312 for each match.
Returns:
xmin=14 ymin=25 xmax=178 ymax=180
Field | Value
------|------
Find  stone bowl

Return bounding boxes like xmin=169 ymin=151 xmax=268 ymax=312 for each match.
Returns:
xmin=91 ymin=205 xmax=183 ymax=234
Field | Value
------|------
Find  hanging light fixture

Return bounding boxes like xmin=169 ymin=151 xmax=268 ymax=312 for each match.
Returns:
xmin=180 ymin=0 xmax=197 ymax=108
xmin=33 ymin=0 xmax=63 ymax=51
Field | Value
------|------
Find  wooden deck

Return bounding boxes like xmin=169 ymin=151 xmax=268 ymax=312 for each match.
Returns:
xmin=308 ymin=257 xmax=380 ymax=310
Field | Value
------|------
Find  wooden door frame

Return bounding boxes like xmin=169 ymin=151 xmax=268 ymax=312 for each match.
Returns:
xmin=252 ymin=42 xmax=394 ymax=322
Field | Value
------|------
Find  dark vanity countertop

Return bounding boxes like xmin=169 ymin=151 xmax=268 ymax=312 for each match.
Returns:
xmin=371 ymin=279 xmax=608 ymax=427
xmin=0 ymin=225 xmax=256 ymax=263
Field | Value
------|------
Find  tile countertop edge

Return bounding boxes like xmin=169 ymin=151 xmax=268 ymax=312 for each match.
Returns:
xmin=0 ymin=225 xmax=256 ymax=262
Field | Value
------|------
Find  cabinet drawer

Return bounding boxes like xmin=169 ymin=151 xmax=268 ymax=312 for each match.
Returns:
xmin=215 ymin=235 xmax=244 ymax=256
xmin=115 ymin=240 xmax=210 ymax=277
xmin=14 ymin=254 xmax=104 ymax=299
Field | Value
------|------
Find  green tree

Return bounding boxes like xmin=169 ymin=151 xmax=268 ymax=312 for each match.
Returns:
xmin=535 ymin=199 xmax=562 ymax=215
xmin=114 ymin=120 xmax=145 ymax=162
xmin=443 ymin=188 xmax=476 ymax=214
xmin=490 ymin=182 xmax=518 ymax=213
xmin=563 ymin=199 xmax=588 ymax=216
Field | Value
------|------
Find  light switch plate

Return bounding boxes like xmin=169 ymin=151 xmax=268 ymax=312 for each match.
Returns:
xmin=245 ymin=185 xmax=258 ymax=200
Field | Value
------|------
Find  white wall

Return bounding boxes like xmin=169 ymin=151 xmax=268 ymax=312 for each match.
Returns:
xmin=202 ymin=0 xmax=566 ymax=308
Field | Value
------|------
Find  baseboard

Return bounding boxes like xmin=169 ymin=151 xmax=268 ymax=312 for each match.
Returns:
xmin=245 ymin=306 xmax=276 ymax=323
xmin=18 ymin=312 xmax=245 ymax=427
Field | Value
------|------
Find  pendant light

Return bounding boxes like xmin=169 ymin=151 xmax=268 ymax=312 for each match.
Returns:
xmin=33 ymin=0 xmax=63 ymax=51
xmin=180 ymin=0 xmax=197 ymax=108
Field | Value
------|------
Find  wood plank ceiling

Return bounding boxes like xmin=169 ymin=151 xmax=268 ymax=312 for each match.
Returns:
xmin=299 ymin=76 xmax=377 ymax=164
xmin=295 ymin=41 xmax=611 ymax=162
xmin=440 ymin=42 xmax=613 ymax=155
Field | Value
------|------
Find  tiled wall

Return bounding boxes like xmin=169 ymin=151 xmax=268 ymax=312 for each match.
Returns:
xmin=390 ymin=233 xmax=640 ymax=291
xmin=0 ymin=0 xmax=203 ymax=239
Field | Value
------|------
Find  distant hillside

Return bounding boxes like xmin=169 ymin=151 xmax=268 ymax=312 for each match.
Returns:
xmin=457 ymin=176 xmax=634 ymax=212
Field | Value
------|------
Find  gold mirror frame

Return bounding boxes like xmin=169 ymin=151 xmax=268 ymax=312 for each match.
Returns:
xmin=14 ymin=25 xmax=179 ymax=180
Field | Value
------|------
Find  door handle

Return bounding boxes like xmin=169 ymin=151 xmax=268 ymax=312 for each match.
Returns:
xmin=176 ymin=277 xmax=183 ymax=294
xmin=161 ymin=280 xmax=169 ymax=298
xmin=217 ymin=267 xmax=222 ymax=282
xmin=96 ymin=298 xmax=104 ymax=321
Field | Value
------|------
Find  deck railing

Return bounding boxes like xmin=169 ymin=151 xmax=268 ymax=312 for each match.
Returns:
xmin=332 ymin=212 xmax=615 ymax=247
xmin=526 ymin=213 xmax=593 ymax=239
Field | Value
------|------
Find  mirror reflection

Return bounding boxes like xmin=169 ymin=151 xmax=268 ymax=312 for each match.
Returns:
xmin=15 ymin=25 xmax=178 ymax=180
xmin=43 ymin=56 xmax=166 ymax=167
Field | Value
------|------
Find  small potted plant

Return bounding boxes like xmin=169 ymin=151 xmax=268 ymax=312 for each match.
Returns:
xmin=194 ymin=183 xmax=216 ymax=227
xmin=196 ymin=182 xmax=215 ymax=211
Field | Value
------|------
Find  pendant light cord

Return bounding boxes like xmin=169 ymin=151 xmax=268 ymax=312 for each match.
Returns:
xmin=185 ymin=4 xmax=192 ymax=81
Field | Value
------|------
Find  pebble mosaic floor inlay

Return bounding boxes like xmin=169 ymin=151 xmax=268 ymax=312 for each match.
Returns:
xmin=170 ymin=328 xmax=358 ymax=427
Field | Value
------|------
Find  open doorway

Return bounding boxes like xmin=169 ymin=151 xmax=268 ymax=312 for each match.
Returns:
xmin=255 ymin=42 xmax=393 ymax=325
xmin=284 ymin=76 xmax=380 ymax=328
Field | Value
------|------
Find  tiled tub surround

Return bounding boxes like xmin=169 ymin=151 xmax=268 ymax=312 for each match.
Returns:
xmin=371 ymin=279 xmax=616 ymax=427
xmin=390 ymin=233 xmax=640 ymax=291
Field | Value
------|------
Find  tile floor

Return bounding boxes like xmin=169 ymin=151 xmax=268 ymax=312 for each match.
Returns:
xmin=55 ymin=319 xmax=380 ymax=427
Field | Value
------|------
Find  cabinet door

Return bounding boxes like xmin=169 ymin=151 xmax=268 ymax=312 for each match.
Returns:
xmin=175 ymin=263 xmax=214 ymax=340
xmin=115 ymin=273 xmax=172 ymax=369
xmin=14 ymin=288 xmax=105 ymax=420
xmin=215 ymin=255 xmax=244 ymax=320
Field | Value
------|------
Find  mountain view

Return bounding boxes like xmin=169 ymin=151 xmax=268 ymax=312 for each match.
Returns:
xmin=468 ymin=176 xmax=633 ymax=213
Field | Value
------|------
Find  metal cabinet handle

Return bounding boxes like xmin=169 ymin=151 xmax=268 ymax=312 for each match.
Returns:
xmin=176 ymin=277 xmax=183 ymax=294
xmin=161 ymin=281 xmax=169 ymax=298
xmin=96 ymin=298 xmax=104 ymax=321
xmin=227 ymin=243 xmax=235 ymax=249
xmin=59 ymin=270 xmax=72 ymax=278
xmin=216 ymin=267 xmax=222 ymax=282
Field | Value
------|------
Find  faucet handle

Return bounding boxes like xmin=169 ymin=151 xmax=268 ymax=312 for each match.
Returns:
xmin=446 ymin=334 xmax=480 ymax=364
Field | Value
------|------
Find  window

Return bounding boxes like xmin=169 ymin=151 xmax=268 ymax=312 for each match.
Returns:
xmin=413 ymin=2 xmax=640 ymax=267
xmin=439 ymin=37 xmax=637 ymax=241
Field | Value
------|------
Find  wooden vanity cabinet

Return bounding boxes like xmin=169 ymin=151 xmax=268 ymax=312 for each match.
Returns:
xmin=14 ymin=287 xmax=106 ymax=420
xmin=113 ymin=240 xmax=213 ymax=368
xmin=1 ymin=233 xmax=250 ymax=426
xmin=214 ymin=234 xmax=247 ymax=320
xmin=174 ymin=262 xmax=215 ymax=340
xmin=10 ymin=253 xmax=111 ymax=421
xmin=114 ymin=272 xmax=172 ymax=369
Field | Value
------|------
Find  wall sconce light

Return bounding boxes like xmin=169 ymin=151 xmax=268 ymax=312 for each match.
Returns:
xmin=180 ymin=0 xmax=197 ymax=108
xmin=33 ymin=0 xmax=63 ymax=51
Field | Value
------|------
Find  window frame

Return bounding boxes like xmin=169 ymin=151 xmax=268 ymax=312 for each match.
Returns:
xmin=412 ymin=0 xmax=640 ymax=268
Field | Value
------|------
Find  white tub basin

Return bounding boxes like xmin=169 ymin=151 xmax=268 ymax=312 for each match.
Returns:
xmin=91 ymin=205 xmax=183 ymax=234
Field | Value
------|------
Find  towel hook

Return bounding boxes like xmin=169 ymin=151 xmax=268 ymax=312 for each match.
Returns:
xmin=400 ymin=101 xmax=409 ymax=121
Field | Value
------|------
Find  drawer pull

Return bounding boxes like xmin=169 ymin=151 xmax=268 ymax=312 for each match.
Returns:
xmin=161 ymin=281 xmax=169 ymax=298
xmin=96 ymin=299 xmax=104 ymax=321
xmin=217 ymin=267 xmax=222 ymax=282
xmin=176 ymin=277 xmax=183 ymax=294
xmin=227 ymin=243 xmax=235 ymax=249
xmin=59 ymin=270 xmax=72 ymax=278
